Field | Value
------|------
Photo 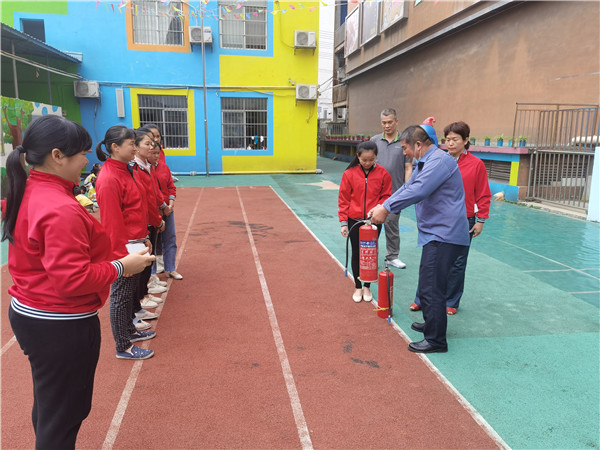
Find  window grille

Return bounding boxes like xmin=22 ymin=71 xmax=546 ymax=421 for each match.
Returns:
xmin=219 ymin=1 xmax=267 ymax=49
xmin=483 ymin=159 xmax=511 ymax=183
xmin=132 ymin=0 xmax=184 ymax=46
xmin=139 ymin=95 xmax=189 ymax=149
xmin=221 ymin=98 xmax=268 ymax=150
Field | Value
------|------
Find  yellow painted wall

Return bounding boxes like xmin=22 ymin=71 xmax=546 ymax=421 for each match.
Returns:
xmin=220 ymin=2 xmax=319 ymax=173
xmin=510 ymin=161 xmax=519 ymax=186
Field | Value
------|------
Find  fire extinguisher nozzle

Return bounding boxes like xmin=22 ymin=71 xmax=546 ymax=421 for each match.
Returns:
xmin=344 ymin=269 xmax=348 ymax=277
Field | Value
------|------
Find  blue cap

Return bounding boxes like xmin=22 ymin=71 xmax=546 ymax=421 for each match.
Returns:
xmin=419 ymin=117 xmax=438 ymax=146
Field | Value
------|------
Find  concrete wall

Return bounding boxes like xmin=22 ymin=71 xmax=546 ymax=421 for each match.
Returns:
xmin=344 ymin=1 xmax=599 ymax=140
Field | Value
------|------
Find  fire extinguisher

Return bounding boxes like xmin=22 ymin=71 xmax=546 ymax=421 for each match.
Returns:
xmin=377 ymin=264 xmax=393 ymax=321
xmin=344 ymin=219 xmax=378 ymax=283
xmin=358 ymin=223 xmax=378 ymax=282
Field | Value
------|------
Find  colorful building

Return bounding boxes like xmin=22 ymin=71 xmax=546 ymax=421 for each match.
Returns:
xmin=1 ymin=0 xmax=320 ymax=174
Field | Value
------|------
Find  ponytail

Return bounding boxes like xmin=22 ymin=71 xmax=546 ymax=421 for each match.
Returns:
xmin=2 ymin=148 xmax=28 ymax=243
xmin=96 ymin=140 xmax=109 ymax=161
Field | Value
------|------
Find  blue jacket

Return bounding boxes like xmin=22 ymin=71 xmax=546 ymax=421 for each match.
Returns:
xmin=383 ymin=146 xmax=470 ymax=247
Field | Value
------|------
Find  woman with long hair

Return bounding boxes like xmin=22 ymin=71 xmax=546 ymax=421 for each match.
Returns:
xmin=2 ymin=115 xmax=153 ymax=448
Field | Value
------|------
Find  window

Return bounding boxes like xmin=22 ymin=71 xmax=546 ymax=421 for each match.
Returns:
xmin=127 ymin=1 xmax=189 ymax=52
xmin=219 ymin=1 xmax=267 ymax=50
xmin=221 ymin=98 xmax=268 ymax=150
xmin=21 ymin=19 xmax=45 ymax=42
xmin=139 ymin=94 xmax=189 ymax=149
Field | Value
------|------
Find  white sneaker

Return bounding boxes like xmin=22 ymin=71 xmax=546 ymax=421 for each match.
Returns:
xmin=148 ymin=285 xmax=167 ymax=294
xmin=140 ymin=298 xmax=158 ymax=309
xmin=135 ymin=309 xmax=159 ymax=320
xmin=145 ymin=294 xmax=164 ymax=304
xmin=149 ymin=275 xmax=167 ymax=287
xmin=352 ymin=289 xmax=363 ymax=303
xmin=362 ymin=287 xmax=373 ymax=302
xmin=156 ymin=256 xmax=165 ymax=274
xmin=387 ymin=258 xmax=406 ymax=269
xmin=134 ymin=319 xmax=152 ymax=331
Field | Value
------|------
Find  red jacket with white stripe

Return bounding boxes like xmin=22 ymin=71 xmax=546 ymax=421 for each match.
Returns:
xmin=96 ymin=158 xmax=147 ymax=259
xmin=457 ymin=151 xmax=491 ymax=219
xmin=132 ymin=160 xmax=163 ymax=227
xmin=153 ymin=159 xmax=176 ymax=203
xmin=338 ymin=164 xmax=392 ymax=223
xmin=8 ymin=170 xmax=117 ymax=313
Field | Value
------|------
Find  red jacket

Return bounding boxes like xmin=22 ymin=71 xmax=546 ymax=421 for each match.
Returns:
xmin=8 ymin=170 xmax=117 ymax=313
xmin=153 ymin=159 xmax=176 ymax=203
xmin=96 ymin=158 xmax=147 ymax=259
xmin=457 ymin=151 xmax=491 ymax=219
xmin=132 ymin=160 xmax=163 ymax=227
xmin=338 ymin=164 xmax=392 ymax=222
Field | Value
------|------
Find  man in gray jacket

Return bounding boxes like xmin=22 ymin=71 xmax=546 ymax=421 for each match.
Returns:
xmin=370 ymin=108 xmax=413 ymax=269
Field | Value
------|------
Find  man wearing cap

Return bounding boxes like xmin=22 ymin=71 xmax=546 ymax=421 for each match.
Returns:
xmin=370 ymin=109 xmax=413 ymax=269
xmin=368 ymin=124 xmax=469 ymax=353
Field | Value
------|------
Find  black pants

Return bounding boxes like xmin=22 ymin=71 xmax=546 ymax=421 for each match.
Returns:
xmin=445 ymin=216 xmax=476 ymax=308
xmin=418 ymin=241 xmax=468 ymax=347
xmin=348 ymin=218 xmax=383 ymax=289
xmin=9 ymin=307 xmax=101 ymax=450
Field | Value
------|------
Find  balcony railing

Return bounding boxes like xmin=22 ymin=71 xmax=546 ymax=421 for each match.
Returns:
xmin=513 ymin=103 xmax=599 ymax=151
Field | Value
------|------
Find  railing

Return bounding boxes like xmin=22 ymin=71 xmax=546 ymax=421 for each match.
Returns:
xmin=334 ymin=23 xmax=345 ymax=49
xmin=512 ymin=103 xmax=599 ymax=150
xmin=332 ymin=84 xmax=347 ymax=104
xmin=527 ymin=149 xmax=594 ymax=210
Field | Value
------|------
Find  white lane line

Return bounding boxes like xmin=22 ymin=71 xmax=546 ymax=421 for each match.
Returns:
xmin=236 ymin=187 xmax=313 ymax=450
xmin=491 ymin=237 xmax=600 ymax=281
xmin=269 ymin=185 xmax=509 ymax=450
xmin=102 ymin=188 xmax=204 ymax=449
xmin=1 ymin=336 xmax=17 ymax=356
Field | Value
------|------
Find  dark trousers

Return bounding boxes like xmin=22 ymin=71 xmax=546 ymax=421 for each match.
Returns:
xmin=445 ymin=216 xmax=476 ymax=308
xmin=418 ymin=241 xmax=468 ymax=347
xmin=414 ymin=217 xmax=475 ymax=309
xmin=348 ymin=218 xmax=383 ymax=289
xmin=110 ymin=275 xmax=137 ymax=352
xmin=9 ymin=307 xmax=101 ymax=450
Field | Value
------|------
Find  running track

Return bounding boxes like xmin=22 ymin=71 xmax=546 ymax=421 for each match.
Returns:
xmin=1 ymin=186 xmax=506 ymax=449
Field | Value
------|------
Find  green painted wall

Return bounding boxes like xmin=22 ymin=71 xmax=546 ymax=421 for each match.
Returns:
xmin=1 ymin=1 xmax=68 ymax=26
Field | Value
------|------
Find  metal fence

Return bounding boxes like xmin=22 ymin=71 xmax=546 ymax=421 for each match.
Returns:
xmin=513 ymin=103 xmax=599 ymax=150
xmin=528 ymin=149 xmax=594 ymax=210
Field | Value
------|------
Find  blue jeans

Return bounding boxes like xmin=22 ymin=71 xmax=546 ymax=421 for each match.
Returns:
xmin=161 ymin=212 xmax=178 ymax=273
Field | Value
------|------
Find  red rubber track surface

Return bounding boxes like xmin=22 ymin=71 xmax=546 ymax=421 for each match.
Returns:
xmin=1 ymin=186 xmax=500 ymax=449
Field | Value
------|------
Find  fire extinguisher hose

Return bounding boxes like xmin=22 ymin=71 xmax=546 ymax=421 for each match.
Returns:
xmin=344 ymin=219 xmax=369 ymax=278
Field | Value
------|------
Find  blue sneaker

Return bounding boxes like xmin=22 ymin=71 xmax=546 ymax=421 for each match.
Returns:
xmin=130 ymin=330 xmax=156 ymax=343
xmin=116 ymin=345 xmax=154 ymax=360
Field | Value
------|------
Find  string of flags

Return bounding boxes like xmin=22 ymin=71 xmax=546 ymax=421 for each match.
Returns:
xmin=95 ymin=0 xmax=410 ymax=20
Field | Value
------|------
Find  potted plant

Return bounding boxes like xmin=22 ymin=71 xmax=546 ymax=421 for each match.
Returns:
xmin=495 ymin=134 xmax=504 ymax=147
xmin=440 ymin=136 xmax=446 ymax=145
xmin=518 ymin=135 xmax=527 ymax=146
xmin=483 ymin=135 xmax=491 ymax=146
xmin=469 ymin=136 xmax=476 ymax=145
xmin=508 ymin=137 xmax=515 ymax=147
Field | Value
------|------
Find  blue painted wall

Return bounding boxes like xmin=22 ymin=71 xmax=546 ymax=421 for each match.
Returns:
xmin=10 ymin=1 xmax=271 ymax=174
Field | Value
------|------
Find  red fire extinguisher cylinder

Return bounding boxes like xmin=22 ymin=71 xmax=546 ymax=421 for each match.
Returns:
xmin=359 ymin=224 xmax=379 ymax=283
xmin=377 ymin=269 xmax=393 ymax=319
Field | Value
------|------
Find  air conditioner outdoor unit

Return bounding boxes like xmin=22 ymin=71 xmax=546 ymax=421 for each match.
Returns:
xmin=189 ymin=26 xmax=212 ymax=44
xmin=294 ymin=30 xmax=316 ymax=49
xmin=337 ymin=107 xmax=347 ymax=121
xmin=74 ymin=81 xmax=100 ymax=98
xmin=296 ymin=84 xmax=317 ymax=101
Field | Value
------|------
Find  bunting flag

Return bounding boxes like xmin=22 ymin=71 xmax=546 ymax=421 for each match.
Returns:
xmin=93 ymin=0 xmax=344 ymax=21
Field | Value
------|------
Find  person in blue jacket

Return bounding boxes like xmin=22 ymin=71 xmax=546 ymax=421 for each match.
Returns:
xmin=369 ymin=124 xmax=469 ymax=353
